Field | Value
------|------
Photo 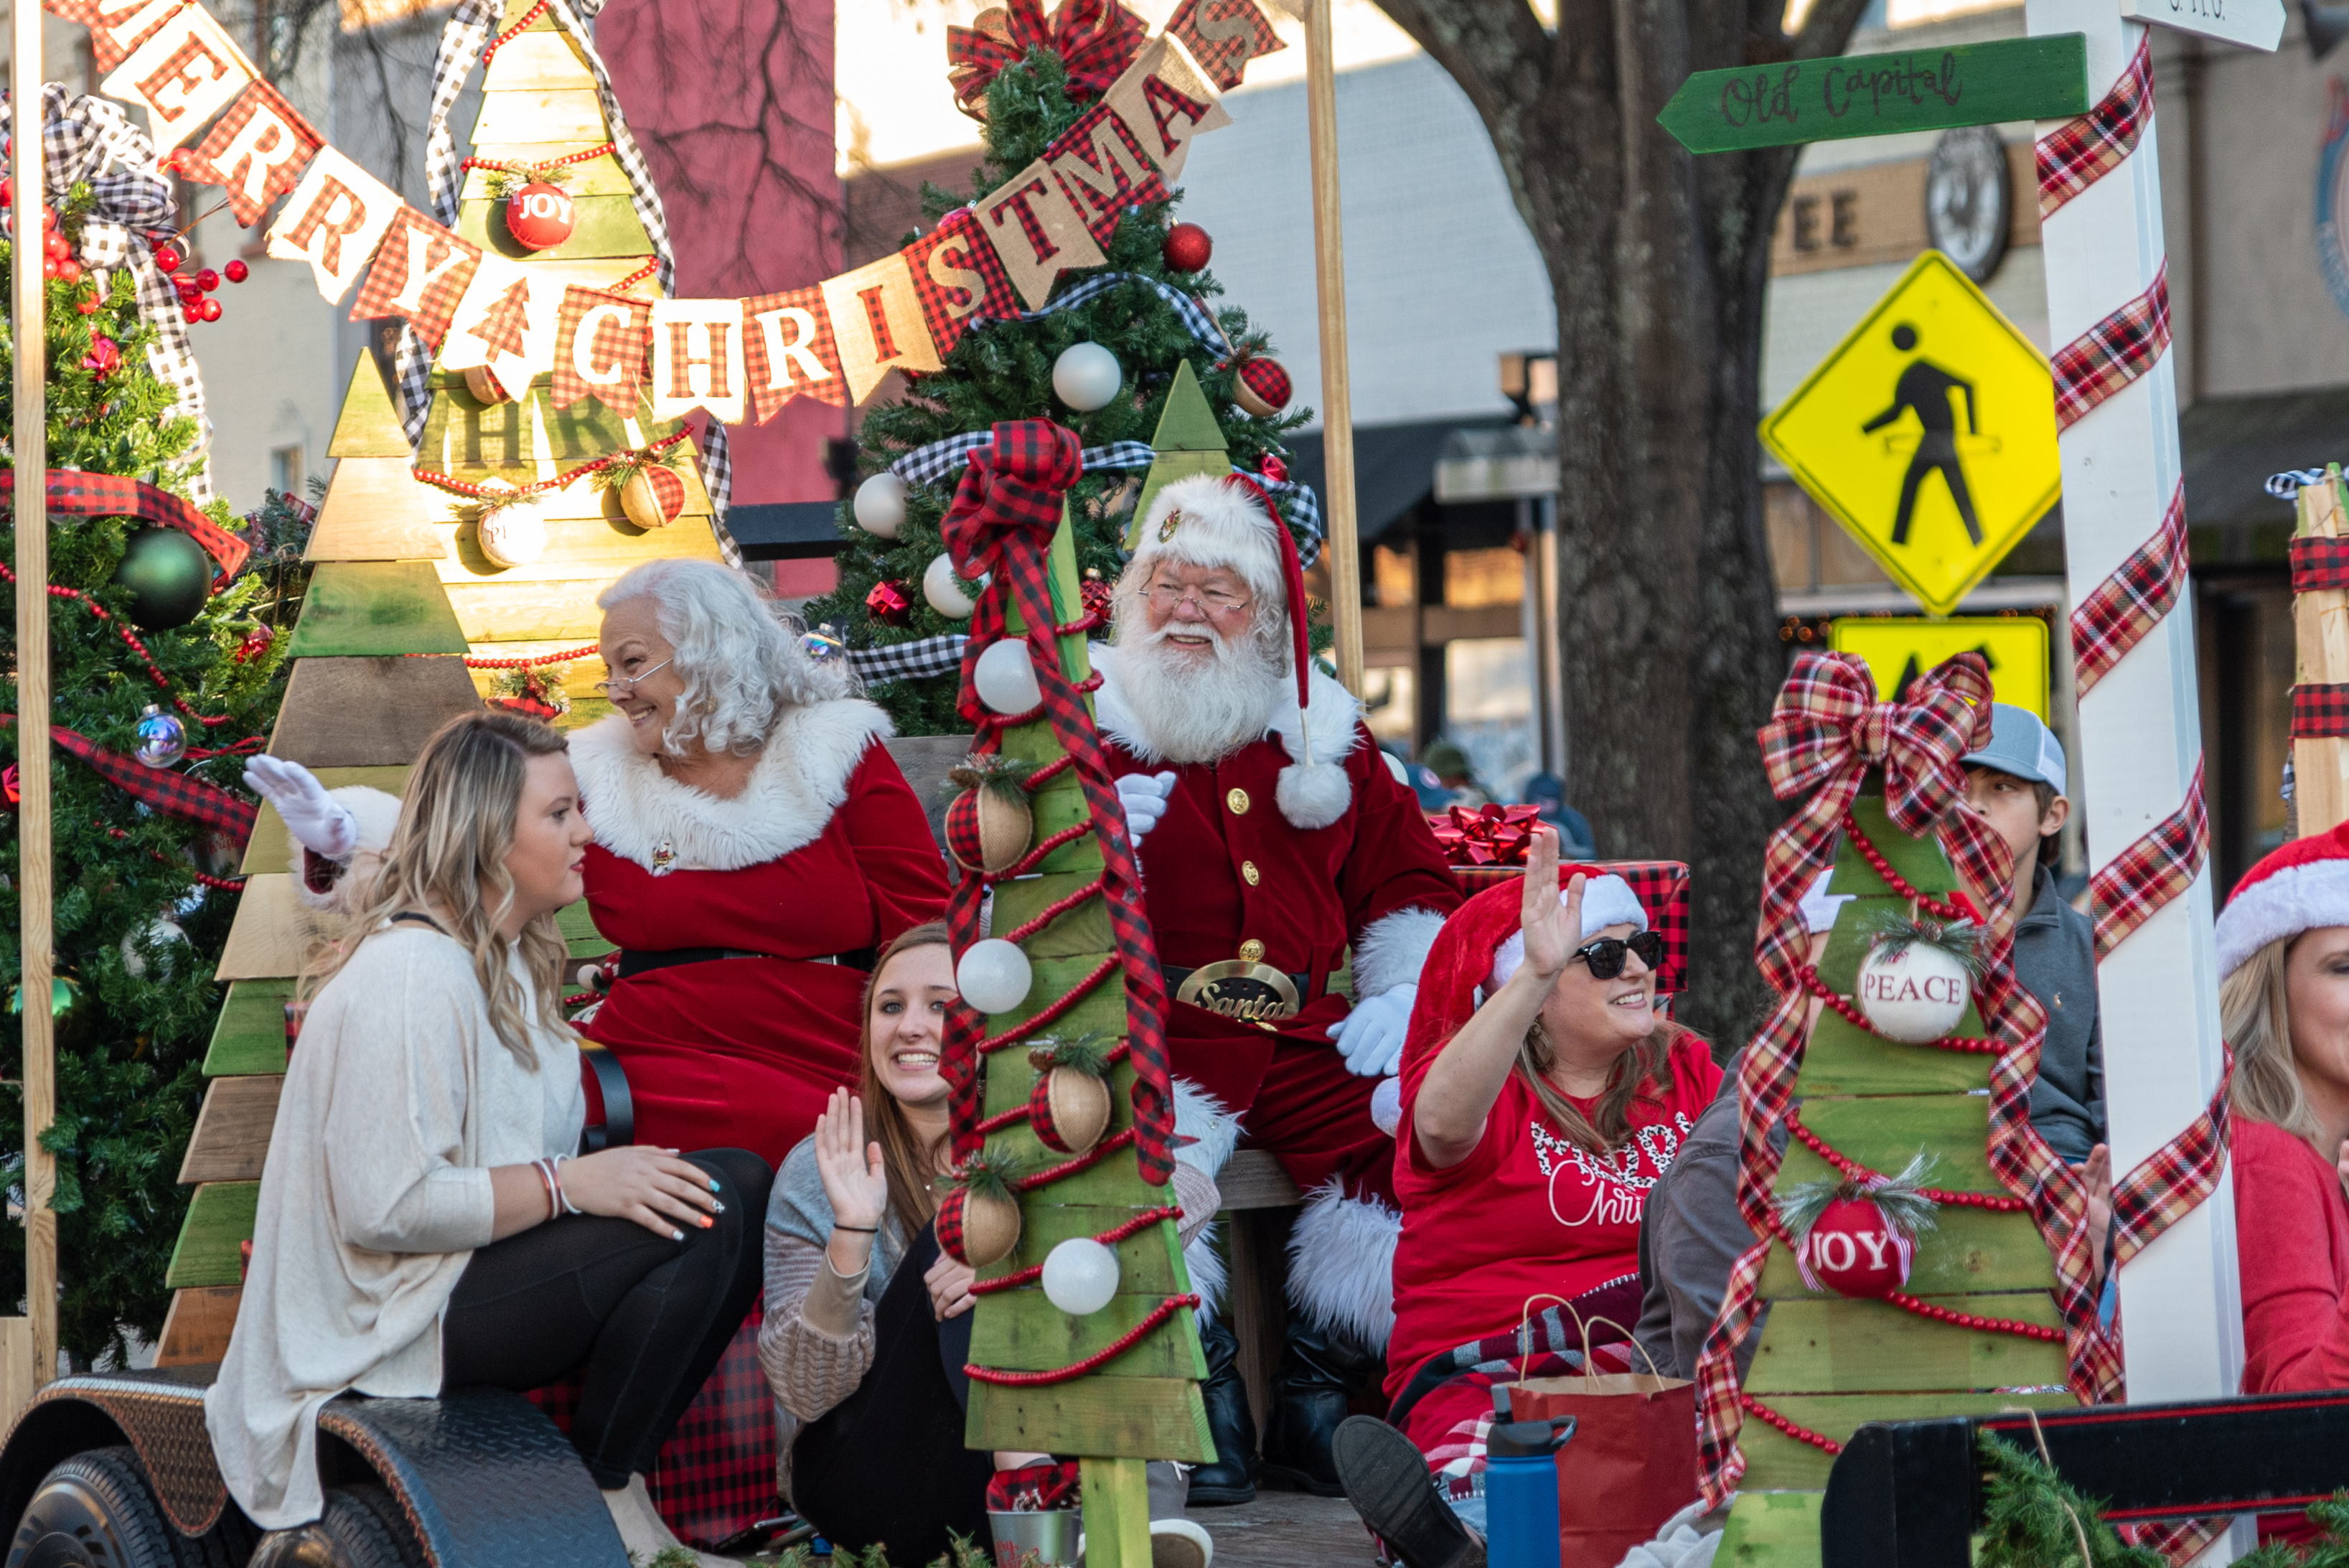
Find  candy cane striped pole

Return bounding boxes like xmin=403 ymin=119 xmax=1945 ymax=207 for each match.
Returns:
xmin=2028 ymin=0 xmax=2246 ymax=1473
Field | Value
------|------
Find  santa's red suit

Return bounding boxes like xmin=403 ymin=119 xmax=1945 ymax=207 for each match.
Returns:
xmin=568 ymin=703 xmax=949 ymax=1167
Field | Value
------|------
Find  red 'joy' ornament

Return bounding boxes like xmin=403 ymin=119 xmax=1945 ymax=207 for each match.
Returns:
xmin=1163 ymin=222 xmax=1212 ymax=273
xmin=1229 ymin=350 xmax=1293 ymax=418
xmin=505 ymin=182 xmax=576 ymax=250
xmin=1794 ymin=1195 xmax=1914 ymax=1300
xmin=223 ymin=259 xmax=248 ymax=283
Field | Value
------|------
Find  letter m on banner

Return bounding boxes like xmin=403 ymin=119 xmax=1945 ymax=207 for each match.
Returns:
xmin=1048 ymin=105 xmax=1169 ymax=243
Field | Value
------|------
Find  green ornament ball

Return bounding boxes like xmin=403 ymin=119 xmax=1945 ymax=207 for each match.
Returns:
xmin=114 ymin=527 xmax=212 ymax=629
xmin=9 ymin=974 xmax=90 ymax=1049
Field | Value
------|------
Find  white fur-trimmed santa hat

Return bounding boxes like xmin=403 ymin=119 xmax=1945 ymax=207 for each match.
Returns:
xmin=2216 ymin=820 xmax=2349 ymax=980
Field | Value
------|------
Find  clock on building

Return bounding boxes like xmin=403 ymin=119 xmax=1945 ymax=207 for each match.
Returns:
xmin=1925 ymin=126 xmax=2012 ymax=283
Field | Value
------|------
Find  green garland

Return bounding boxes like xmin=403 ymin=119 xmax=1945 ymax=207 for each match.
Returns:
xmin=1979 ymin=1431 xmax=2349 ymax=1568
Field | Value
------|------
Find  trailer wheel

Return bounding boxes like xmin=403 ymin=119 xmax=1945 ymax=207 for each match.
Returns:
xmin=246 ymin=1488 xmax=421 ymax=1568
xmin=6 ymin=1445 xmax=188 ymax=1568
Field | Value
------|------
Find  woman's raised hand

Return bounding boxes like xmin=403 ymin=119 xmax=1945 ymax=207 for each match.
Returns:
xmin=1517 ymin=825 xmax=1585 ymax=985
xmin=815 ymin=1086 xmax=889 ymax=1233
xmin=559 ymin=1145 xmax=721 ymax=1240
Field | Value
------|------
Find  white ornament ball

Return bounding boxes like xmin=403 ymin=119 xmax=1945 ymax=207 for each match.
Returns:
xmin=475 ymin=490 xmax=549 ymax=570
xmin=1052 ymin=342 xmax=1122 ymax=412
xmin=974 ymin=638 xmax=1044 ymax=716
xmin=957 ymin=938 xmax=1033 ymax=1015
xmin=1041 ymin=1237 xmax=1121 ymax=1316
xmin=924 ymin=553 xmax=983 ymax=619
xmin=121 ymin=917 xmax=188 ymax=980
xmin=1854 ymin=940 xmax=1971 ymax=1044
xmin=853 ymin=472 xmax=907 ymax=540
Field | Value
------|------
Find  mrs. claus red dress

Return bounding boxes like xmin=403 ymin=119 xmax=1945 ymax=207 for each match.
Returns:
xmin=568 ymin=702 xmax=949 ymax=1168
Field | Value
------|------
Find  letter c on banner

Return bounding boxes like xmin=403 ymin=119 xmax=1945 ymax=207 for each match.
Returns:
xmin=573 ymin=301 xmax=634 ymax=385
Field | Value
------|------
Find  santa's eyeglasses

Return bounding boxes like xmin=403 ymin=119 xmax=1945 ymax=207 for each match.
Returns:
xmin=1143 ymin=581 xmax=1253 ymax=616
xmin=1572 ymin=930 xmax=1665 ymax=980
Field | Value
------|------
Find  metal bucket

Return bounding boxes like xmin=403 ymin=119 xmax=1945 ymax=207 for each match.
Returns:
xmin=987 ymin=1508 xmax=1081 ymax=1568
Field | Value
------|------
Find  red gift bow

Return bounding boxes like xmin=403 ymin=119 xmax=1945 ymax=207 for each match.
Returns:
xmin=947 ymin=0 xmax=1148 ymax=118
xmin=1428 ymin=802 xmax=1543 ymax=867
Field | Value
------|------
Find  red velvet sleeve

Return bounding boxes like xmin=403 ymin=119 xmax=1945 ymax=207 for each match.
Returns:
xmin=836 ymin=741 xmax=952 ymax=947
xmin=1338 ymin=726 xmax=1463 ymax=941
xmin=2233 ymin=1119 xmax=2349 ymax=1394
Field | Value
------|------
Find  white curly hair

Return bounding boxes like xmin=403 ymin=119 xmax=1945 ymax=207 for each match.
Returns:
xmin=597 ymin=558 xmax=855 ymax=757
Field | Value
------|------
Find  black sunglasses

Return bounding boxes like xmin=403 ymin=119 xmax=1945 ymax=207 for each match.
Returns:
xmin=1571 ymin=930 xmax=1665 ymax=981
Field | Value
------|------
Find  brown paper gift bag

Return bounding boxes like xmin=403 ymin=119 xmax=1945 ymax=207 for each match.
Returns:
xmin=1500 ymin=1300 xmax=1699 ymax=1568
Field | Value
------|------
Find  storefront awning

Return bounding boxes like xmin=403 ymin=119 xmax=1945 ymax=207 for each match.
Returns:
xmin=2180 ymin=383 xmax=2349 ymax=532
xmin=1281 ymin=416 xmax=1514 ymax=543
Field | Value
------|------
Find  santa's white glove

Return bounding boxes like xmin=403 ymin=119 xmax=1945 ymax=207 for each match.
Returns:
xmin=1116 ymin=771 xmax=1178 ymax=846
xmin=1369 ymin=1075 xmax=1404 ymax=1137
xmin=1328 ymin=983 xmax=1415 ymax=1078
xmin=244 ymin=755 xmax=360 ymax=860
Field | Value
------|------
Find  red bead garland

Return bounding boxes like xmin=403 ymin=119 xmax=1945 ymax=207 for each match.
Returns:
xmin=1739 ymin=1394 xmax=1843 ymax=1455
xmin=606 ymin=258 xmax=658 ymax=294
xmin=965 ymin=1293 xmax=1201 ymax=1386
xmin=0 ymin=563 xmax=233 ymax=728
xmin=1841 ymin=810 xmax=1979 ymax=921
xmin=480 ymin=0 xmax=548 ymax=63
xmin=969 ymin=1200 xmax=1171 ymax=1293
xmin=460 ymin=141 xmax=615 ymax=179
xmin=415 ymin=431 xmax=690 ymax=502
xmin=1783 ymin=1107 xmax=2026 ymax=1212
xmin=1883 ymin=1291 xmax=2065 ymax=1342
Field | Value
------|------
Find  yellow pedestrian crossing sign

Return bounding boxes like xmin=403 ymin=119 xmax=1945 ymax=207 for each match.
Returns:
xmin=1762 ymin=251 xmax=2060 ymax=618
xmin=1829 ymin=616 xmax=2050 ymax=720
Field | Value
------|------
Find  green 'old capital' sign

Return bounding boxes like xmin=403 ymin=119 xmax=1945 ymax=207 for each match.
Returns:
xmin=1657 ymin=34 xmax=2088 ymax=154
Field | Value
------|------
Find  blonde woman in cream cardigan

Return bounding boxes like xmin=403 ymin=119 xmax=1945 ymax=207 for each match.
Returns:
xmin=205 ymin=711 xmax=768 ymax=1568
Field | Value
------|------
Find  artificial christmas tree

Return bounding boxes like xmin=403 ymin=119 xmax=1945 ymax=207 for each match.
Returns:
xmin=807 ymin=31 xmax=1313 ymax=736
xmin=0 ymin=159 xmax=293 ymax=1369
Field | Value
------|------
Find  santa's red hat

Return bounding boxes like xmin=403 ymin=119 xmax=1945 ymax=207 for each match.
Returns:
xmin=2216 ymin=820 xmax=2349 ymax=980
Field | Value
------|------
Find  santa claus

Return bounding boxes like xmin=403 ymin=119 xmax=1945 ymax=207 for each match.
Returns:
xmin=1097 ymin=471 xmax=1460 ymax=1502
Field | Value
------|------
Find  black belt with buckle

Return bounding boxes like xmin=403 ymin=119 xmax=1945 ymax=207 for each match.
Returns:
xmin=618 ymin=946 xmax=876 ymax=981
xmin=1163 ymin=961 xmax=1314 ymax=1022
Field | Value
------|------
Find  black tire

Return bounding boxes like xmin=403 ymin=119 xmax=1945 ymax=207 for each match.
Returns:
xmin=6 ymin=1446 xmax=188 ymax=1568
xmin=245 ymin=1488 xmax=421 ymax=1568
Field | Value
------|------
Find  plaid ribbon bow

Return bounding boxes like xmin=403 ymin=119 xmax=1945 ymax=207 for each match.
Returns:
xmin=1 ymin=718 xmax=259 ymax=847
xmin=947 ymin=0 xmax=1149 ymax=118
xmin=937 ymin=421 xmax=1177 ymax=1186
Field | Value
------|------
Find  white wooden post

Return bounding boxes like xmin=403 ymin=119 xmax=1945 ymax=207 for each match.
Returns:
xmin=2025 ymin=0 xmax=2246 ymax=1545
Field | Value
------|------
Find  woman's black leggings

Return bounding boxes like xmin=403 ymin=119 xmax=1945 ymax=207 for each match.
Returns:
xmin=439 ymin=1147 xmax=772 ymax=1489
xmin=791 ymin=1222 xmax=994 ymax=1562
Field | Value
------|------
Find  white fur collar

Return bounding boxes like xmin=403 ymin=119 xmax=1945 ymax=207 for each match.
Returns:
xmin=1090 ymin=642 xmax=1361 ymax=830
xmin=570 ymin=700 xmax=893 ymax=873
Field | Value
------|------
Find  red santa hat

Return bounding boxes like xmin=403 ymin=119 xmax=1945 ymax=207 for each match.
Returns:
xmin=1132 ymin=471 xmax=1348 ymax=826
xmin=2216 ymin=820 xmax=2349 ymax=980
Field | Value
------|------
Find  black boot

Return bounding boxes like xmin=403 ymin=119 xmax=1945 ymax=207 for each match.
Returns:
xmin=1187 ymin=1315 xmax=1258 ymax=1505
xmin=1259 ymin=1315 xmax=1379 ymax=1496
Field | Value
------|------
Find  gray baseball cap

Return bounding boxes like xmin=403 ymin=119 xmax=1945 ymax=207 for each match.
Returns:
xmin=1961 ymin=703 xmax=2066 ymax=795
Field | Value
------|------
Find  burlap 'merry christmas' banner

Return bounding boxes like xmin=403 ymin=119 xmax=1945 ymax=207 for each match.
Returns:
xmin=46 ymin=0 xmax=1277 ymax=431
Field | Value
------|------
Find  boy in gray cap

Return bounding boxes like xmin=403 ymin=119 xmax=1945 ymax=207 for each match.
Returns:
xmin=1961 ymin=702 xmax=2106 ymax=1165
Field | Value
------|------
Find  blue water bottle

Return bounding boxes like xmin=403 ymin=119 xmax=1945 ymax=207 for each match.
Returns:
xmin=1483 ymin=1412 xmax=1576 ymax=1568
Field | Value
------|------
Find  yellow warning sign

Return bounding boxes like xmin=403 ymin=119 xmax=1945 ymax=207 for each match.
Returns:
xmin=1829 ymin=616 xmax=2050 ymax=720
xmin=1762 ymin=251 xmax=2060 ymax=618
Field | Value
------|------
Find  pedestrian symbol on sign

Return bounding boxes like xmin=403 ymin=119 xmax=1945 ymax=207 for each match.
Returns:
xmin=1760 ymin=250 xmax=2059 ymax=617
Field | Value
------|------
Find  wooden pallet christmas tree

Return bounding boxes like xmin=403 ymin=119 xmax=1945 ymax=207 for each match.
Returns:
xmin=154 ymin=0 xmax=718 ymax=1361
xmin=1713 ymin=781 xmax=2077 ymax=1568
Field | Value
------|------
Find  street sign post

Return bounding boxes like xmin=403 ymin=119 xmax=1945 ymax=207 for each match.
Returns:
xmin=1656 ymin=35 xmax=2088 ymax=154
xmin=1761 ymin=251 xmax=2061 ymax=617
xmin=1829 ymin=616 xmax=2051 ymax=719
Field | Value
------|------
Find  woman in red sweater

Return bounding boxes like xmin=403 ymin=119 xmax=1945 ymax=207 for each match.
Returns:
xmin=1331 ymin=826 xmax=1717 ymax=1568
xmin=2213 ymin=821 xmax=2349 ymax=1544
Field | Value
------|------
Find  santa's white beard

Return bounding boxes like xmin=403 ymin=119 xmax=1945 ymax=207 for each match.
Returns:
xmin=1112 ymin=619 xmax=1283 ymax=764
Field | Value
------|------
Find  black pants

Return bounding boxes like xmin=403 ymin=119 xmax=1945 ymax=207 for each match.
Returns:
xmin=791 ymin=1223 xmax=993 ymax=1562
xmin=440 ymin=1147 xmax=772 ymax=1489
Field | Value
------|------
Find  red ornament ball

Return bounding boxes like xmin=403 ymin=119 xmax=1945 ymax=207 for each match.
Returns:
xmin=154 ymin=244 xmax=182 ymax=274
xmin=0 ymin=177 xmax=11 ymax=207
xmin=196 ymin=268 xmax=220 ymax=292
xmin=55 ymin=259 xmax=80 ymax=287
xmin=1163 ymin=222 xmax=1212 ymax=273
xmin=505 ymin=182 xmax=576 ymax=251
xmin=75 ymin=296 xmax=98 ymax=316
xmin=1232 ymin=353 xmax=1292 ymax=419
xmin=865 ymin=579 xmax=914 ymax=628
xmin=1795 ymin=1196 xmax=1914 ymax=1300
xmin=197 ymin=297 xmax=222 ymax=323
xmin=234 ymin=626 xmax=276 ymax=664
xmin=223 ymin=259 xmax=248 ymax=283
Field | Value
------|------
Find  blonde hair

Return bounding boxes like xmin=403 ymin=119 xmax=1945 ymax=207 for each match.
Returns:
xmin=856 ymin=922 xmax=955 ymax=1234
xmin=2221 ymin=935 xmax=2325 ymax=1144
xmin=304 ymin=710 xmax=575 ymax=1069
xmin=1519 ymin=1017 xmax=1684 ymax=1155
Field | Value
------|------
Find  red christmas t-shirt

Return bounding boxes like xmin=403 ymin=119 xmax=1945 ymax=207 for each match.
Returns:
xmin=1384 ymin=1033 xmax=1722 ymax=1401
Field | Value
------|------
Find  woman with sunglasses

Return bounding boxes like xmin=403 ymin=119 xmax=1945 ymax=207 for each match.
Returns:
xmin=1331 ymin=826 xmax=1719 ymax=1564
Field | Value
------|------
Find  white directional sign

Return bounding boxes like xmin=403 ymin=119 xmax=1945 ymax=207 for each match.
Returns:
xmin=2118 ymin=0 xmax=2282 ymax=54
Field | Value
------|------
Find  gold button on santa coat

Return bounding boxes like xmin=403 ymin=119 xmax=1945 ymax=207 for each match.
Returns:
xmin=1227 ymin=788 xmax=1250 ymax=814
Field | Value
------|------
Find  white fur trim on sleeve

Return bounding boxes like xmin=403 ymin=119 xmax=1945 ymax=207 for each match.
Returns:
xmin=289 ymin=786 xmax=403 ymax=913
xmin=1285 ymin=1180 xmax=1401 ymax=1349
xmin=2217 ymin=859 xmax=2349 ymax=979
xmin=1185 ymin=1221 xmax=1229 ymax=1320
xmin=1353 ymin=906 xmax=1448 ymax=999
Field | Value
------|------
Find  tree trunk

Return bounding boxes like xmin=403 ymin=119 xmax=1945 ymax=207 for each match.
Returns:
xmin=1366 ymin=0 xmax=1869 ymax=1046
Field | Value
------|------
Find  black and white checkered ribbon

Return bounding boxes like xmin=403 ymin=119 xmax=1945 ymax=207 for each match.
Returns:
xmin=889 ymin=434 xmax=1156 ymax=486
xmin=410 ymin=0 xmax=738 ymax=565
xmin=9 ymin=86 xmax=210 ymax=502
xmin=2269 ymin=468 xmax=2333 ymax=500
xmin=983 ymin=270 xmax=1227 ymax=351
xmin=849 ymin=635 xmax=970 ymax=685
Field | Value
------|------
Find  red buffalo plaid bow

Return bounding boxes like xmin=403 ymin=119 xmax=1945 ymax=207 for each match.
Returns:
xmin=947 ymin=0 xmax=1148 ymax=118
xmin=1429 ymin=802 xmax=1542 ymax=868
xmin=1753 ymin=652 xmax=2010 ymax=992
